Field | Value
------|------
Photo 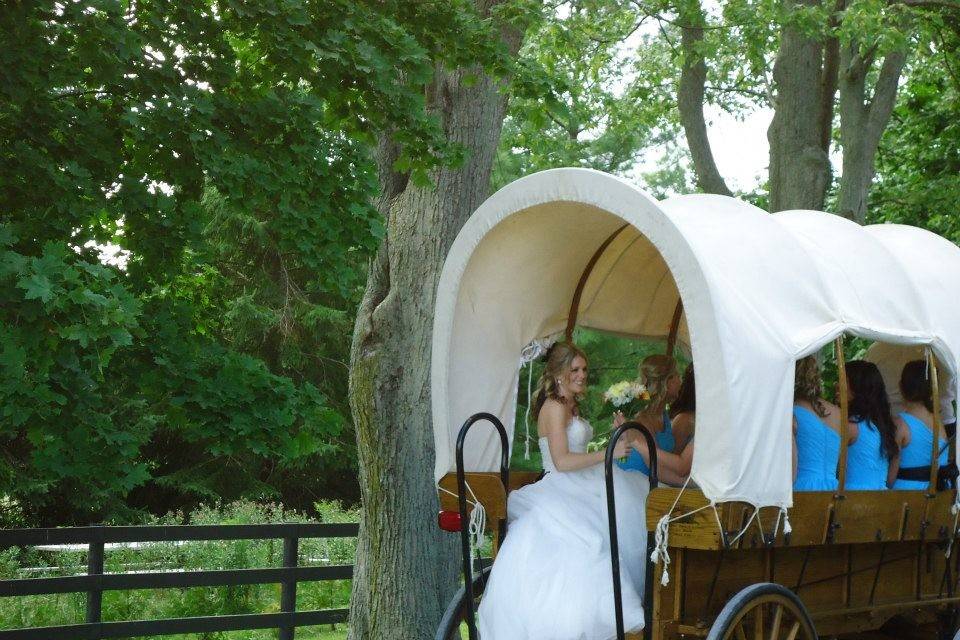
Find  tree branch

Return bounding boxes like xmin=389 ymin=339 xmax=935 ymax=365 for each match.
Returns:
xmin=677 ymin=3 xmax=733 ymax=196
xmin=864 ymin=49 xmax=908 ymax=152
xmin=818 ymin=0 xmax=844 ymax=153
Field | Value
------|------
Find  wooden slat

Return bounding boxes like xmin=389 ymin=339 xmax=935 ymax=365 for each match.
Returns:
xmin=645 ymin=488 xmax=722 ymax=550
xmin=646 ymin=488 xmax=958 ymax=551
xmin=929 ymin=354 xmax=943 ymax=493
xmin=437 ymin=473 xmax=508 ymax=521
xmin=836 ymin=337 xmax=850 ymax=495
xmin=564 ymin=224 xmax=629 ymax=340
xmin=666 ymin=300 xmax=683 ymax=356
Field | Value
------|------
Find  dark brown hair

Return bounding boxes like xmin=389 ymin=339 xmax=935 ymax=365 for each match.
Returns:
xmin=670 ymin=363 xmax=695 ymax=418
xmin=900 ymin=359 xmax=933 ymax=412
xmin=846 ymin=360 xmax=898 ymax=460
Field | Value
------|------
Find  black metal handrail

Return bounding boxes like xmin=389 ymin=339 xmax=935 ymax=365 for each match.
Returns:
xmin=454 ymin=412 xmax=511 ymax=640
xmin=605 ymin=422 xmax=658 ymax=640
xmin=0 ymin=522 xmax=359 ymax=640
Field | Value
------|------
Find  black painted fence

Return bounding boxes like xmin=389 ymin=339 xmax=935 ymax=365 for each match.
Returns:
xmin=0 ymin=523 xmax=359 ymax=640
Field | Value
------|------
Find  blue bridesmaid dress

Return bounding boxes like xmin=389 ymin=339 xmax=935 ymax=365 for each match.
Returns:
xmin=618 ymin=410 xmax=675 ymax=476
xmin=793 ymin=406 xmax=840 ymax=491
xmin=892 ymin=412 xmax=948 ymax=490
xmin=845 ymin=420 xmax=890 ymax=490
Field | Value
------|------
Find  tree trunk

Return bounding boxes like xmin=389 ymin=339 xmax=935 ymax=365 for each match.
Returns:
xmin=347 ymin=4 xmax=522 ymax=638
xmin=837 ymin=43 xmax=907 ymax=222
xmin=678 ymin=2 xmax=733 ymax=197
xmin=768 ymin=0 xmax=833 ymax=212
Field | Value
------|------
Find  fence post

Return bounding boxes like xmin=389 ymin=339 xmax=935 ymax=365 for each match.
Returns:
xmin=86 ymin=531 xmax=104 ymax=638
xmin=279 ymin=535 xmax=298 ymax=640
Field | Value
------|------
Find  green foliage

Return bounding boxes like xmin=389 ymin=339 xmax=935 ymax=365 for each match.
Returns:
xmin=870 ymin=28 xmax=960 ymax=241
xmin=493 ymin=0 xmax=683 ymax=189
xmin=0 ymin=500 xmax=356 ymax=639
xmin=1 ymin=234 xmax=147 ymax=522
xmin=0 ymin=0 xmax=504 ymax=525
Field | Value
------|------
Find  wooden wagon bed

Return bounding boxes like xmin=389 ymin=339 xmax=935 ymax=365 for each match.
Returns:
xmin=439 ymin=472 xmax=960 ymax=639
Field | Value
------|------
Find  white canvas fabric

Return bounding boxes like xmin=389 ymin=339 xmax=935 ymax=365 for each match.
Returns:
xmin=431 ymin=168 xmax=960 ymax=509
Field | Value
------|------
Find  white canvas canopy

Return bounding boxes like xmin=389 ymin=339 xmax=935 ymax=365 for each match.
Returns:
xmin=431 ymin=168 xmax=960 ymax=510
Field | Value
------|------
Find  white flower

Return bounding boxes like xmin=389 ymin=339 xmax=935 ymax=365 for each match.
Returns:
xmin=603 ymin=380 xmax=648 ymax=407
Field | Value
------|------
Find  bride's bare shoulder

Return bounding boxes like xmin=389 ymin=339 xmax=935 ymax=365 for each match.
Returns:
xmin=538 ymin=398 xmax=571 ymax=434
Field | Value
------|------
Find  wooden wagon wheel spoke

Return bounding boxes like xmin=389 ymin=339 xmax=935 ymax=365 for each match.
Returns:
xmin=768 ymin=603 xmax=784 ymax=640
xmin=783 ymin=621 xmax=801 ymax=640
xmin=708 ymin=583 xmax=817 ymax=640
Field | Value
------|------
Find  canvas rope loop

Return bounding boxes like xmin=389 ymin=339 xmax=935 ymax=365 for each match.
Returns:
xmin=519 ymin=336 xmax=559 ymax=461
xmin=773 ymin=507 xmax=792 ymax=538
xmin=647 ymin=477 xmax=716 ymax=586
xmin=439 ymin=482 xmax=486 ymax=559
xmin=946 ymin=500 xmax=960 ymax=559
xmin=523 ymin=362 xmax=534 ymax=459
xmin=727 ymin=508 xmax=760 ymax=548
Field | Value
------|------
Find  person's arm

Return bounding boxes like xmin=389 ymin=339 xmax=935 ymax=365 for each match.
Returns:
xmin=672 ymin=412 xmax=695 ymax=453
xmin=792 ymin=415 xmax=799 ymax=483
xmin=846 ymin=419 xmax=860 ymax=445
xmin=887 ymin=416 xmax=910 ymax=488
xmin=542 ymin=401 xmax=630 ymax=472
xmin=886 ymin=451 xmax=901 ymax=489
xmin=631 ymin=437 xmax=692 ymax=486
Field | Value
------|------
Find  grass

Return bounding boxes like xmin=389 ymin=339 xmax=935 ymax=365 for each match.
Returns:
xmin=0 ymin=500 xmax=356 ymax=640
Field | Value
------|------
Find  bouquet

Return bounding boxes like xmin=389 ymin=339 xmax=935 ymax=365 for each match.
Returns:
xmin=602 ymin=380 xmax=650 ymax=465
xmin=602 ymin=380 xmax=650 ymax=419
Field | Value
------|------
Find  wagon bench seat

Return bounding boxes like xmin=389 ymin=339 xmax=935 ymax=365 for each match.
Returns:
xmin=646 ymin=487 xmax=959 ymax=550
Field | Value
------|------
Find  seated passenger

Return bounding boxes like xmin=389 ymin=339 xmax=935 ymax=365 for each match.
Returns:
xmin=632 ymin=354 xmax=681 ymax=452
xmin=615 ymin=355 xmax=692 ymax=485
xmin=892 ymin=360 xmax=948 ymax=490
xmin=793 ymin=355 xmax=842 ymax=491
xmin=670 ymin=364 xmax=695 ymax=452
xmin=844 ymin=360 xmax=899 ymax=490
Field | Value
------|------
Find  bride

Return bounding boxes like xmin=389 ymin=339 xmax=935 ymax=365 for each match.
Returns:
xmin=477 ymin=342 xmax=688 ymax=639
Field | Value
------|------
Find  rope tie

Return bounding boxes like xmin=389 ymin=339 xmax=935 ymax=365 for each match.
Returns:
xmin=773 ymin=507 xmax=792 ymax=539
xmin=947 ymin=499 xmax=960 ymax=559
xmin=727 ymin=508 xmax=759 ymax=548
xmin=519 ymin=337 xmax=558 ymax=461
xmin=647 ymin=477 xmax=718 ymax=586
xmin=439 ymin=482 xmax=486 ymax=559
xmin=523 ymin=362 xmax=534 ymax=460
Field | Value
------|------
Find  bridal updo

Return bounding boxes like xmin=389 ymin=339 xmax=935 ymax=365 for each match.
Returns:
xmin=639 ymin=354 xmax=678 ymax=410
xmin=533 ymin=342 xmax=587 ymax=415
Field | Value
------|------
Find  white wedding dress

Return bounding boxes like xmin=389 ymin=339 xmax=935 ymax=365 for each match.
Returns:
xmin=477 ymin=416 xmax=650 ymax=639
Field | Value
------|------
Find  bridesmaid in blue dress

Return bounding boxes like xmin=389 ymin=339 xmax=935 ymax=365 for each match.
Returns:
xmin=617 ymin=355 xmax=693 ymax=483
xmin=844 ymin=360 xmax=900 ymax=490
xmin=792 ymin=355 xmax=842 ymax=491
xmin=892 ymin=360 xmax=948 ymax=490
xmin=670 ymin=364 xmax=696 ymax=452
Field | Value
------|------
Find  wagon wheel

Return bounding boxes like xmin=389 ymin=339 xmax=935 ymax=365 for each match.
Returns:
xmin=434 ymin=565 xmax=492 ymax=640
xmin=706 ymin=583 xmax=817 ymax=640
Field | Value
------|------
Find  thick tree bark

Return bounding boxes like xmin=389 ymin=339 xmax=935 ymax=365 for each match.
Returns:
xmin=678 ymin=2 xmax=734 ymax=197
xmin=817 ymin=2 xmax=844 ymax=153
xmin=837 ymin=43 xmax=907 ymax=222
xmin=768 ymin=0 xmax=833 ymax=212
xmin=347 ymin=4 xmax=522 ymax=638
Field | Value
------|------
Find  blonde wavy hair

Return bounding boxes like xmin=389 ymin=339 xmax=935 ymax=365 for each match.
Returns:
xmin=533 ymin=342 xmax=587 ymax=415
xmin=639 ymin=354 xmax=678 ymax=410
xmin=794 ymin=355 xmax=827 ymax=417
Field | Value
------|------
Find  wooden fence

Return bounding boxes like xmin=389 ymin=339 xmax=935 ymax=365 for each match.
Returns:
xmin=0 ymin=523 xmax=358 ymax=640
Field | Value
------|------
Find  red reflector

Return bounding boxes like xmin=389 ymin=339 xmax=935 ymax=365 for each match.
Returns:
xmin=438 ymin=510 xmax=462 ymax=532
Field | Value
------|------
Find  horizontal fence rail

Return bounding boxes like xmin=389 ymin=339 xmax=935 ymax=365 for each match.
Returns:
xmin=0 ymin=523 xmax=359 ymax=640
